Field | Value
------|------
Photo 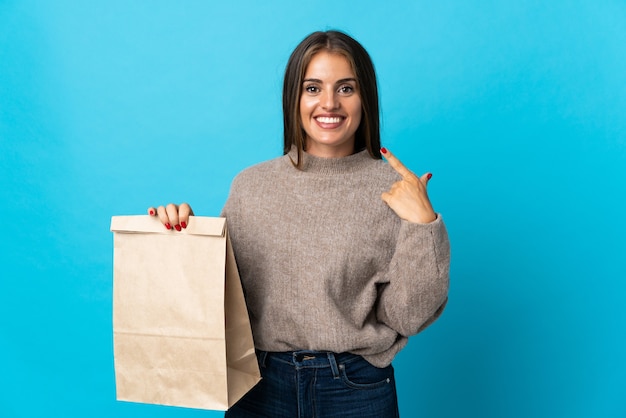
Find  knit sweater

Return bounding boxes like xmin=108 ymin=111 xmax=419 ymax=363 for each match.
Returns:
xmin=221 ymin=148 xmax=450 ymax=367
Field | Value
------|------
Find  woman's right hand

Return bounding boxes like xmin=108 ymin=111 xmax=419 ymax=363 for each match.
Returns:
xmin=147 ymin=203 xmax=194 ymax=231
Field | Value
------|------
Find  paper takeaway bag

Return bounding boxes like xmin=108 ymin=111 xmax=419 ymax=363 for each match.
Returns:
xmin=110 ymin=215 xmax=260 ymax=411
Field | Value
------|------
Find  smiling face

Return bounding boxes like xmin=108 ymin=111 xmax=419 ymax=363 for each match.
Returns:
xmin=299 ymin=51 xmax=362 ymax=158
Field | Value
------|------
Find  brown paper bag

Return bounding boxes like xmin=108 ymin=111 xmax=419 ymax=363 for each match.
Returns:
xmin=110 ymin=215 xmax=260 ymax=411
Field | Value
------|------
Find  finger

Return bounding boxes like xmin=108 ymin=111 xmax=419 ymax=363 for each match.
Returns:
xmin=420 ymin=172 xmax=433 ymax=186
xmin=381 ymin=191 xmax=391 ymax=205
xmin=381 ymin=148 xmax=413 ymax=179
xmin=165 ymin=203 xmax=181 ymax=231
xmin=147 ymin=207 xmax=157 ymax=216
xmin=156 ymin=205 xmax=172 ymax=230
xmin=178 ymin=203 xmax=194 ymax=229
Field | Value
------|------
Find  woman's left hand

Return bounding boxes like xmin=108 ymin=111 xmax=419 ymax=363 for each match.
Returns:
xmin=380 ymin=148 xmax=437 ymax=224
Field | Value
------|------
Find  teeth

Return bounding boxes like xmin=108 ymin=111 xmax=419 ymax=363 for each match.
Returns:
xmin=316 ymin=116 xmax=342 ymax=124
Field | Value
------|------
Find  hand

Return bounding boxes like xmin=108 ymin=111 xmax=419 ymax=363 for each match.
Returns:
xmin=380 ymin=148 xmax=437 ymax=224
xmin=147 ymin=203 xmax=194 ymax=231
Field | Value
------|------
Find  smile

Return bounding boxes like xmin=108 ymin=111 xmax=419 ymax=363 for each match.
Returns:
xmin=315 ymin=116 xmax=344 ymax=124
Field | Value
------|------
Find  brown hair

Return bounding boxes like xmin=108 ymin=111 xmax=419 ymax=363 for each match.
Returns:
xmin=282 ymin=30 xmax=381 ymax=168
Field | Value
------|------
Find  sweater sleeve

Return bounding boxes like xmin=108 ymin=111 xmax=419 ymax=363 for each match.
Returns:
xmin=376 ymin=215 xmax=450 ymax=337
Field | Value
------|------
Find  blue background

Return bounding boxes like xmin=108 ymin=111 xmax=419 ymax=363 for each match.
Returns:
xmin=1 ymin=1 xmax=625 ymax=417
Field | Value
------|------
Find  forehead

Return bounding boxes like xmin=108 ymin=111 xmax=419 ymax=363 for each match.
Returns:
xmin=304 ymin=51 xmax=355 ymax=79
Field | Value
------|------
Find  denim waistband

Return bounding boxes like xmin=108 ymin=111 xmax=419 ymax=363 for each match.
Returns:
xmin=257 ymin=350 xmax=362 ymax=370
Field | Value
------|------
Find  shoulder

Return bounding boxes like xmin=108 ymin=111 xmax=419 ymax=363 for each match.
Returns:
xmin=374 ymin=157 xmax=400 ymax=178
xmin=361 ymin=156 xmax=402 ymax=185
xmin=230 ymin=154 xmax=291 ymax=188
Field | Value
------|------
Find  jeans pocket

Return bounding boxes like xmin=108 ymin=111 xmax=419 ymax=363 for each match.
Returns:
xmin=338 ymin=358 xmax=394 ymax=390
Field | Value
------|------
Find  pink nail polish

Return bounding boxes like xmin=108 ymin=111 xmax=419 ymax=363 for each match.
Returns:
xmin=427 ymin=173 xmax=433 ymax=180
xmin=174 ymin=224 xmax=182 ymax=231
xmin=165 ymin=223 xmax=171 ymax=230
xmin=380 ymin=147 xmax=387 ymax=154
xmin=180 ymin=221 xmax=187 ymax=229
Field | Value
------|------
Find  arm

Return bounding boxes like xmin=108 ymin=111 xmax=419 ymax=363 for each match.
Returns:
xmin=377 ymin=148 xmax=450 ymax=336
xmin=376 ymin=217 xmax=450 ymax=336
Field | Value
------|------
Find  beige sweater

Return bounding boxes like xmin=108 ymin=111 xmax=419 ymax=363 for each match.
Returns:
xmin=221 ymin=148 xmax=450 ymax=367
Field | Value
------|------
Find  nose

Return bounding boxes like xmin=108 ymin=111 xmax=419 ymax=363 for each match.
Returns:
xmin=321 ymin=89 xmax=339 ymax=110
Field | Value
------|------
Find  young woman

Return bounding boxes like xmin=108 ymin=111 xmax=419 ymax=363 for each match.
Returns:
xmin=149 ymin=30 xmax=450 ymax=418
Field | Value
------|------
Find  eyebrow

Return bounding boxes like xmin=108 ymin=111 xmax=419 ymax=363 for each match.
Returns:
xmin=302 ymin=77 xmax=357 ymax=84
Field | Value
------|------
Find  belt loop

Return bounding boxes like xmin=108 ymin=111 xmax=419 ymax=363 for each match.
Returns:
xmin=327 ymin=353 xmax=340 ymax=379
xmin=257 ymin=350 xmax=268 ymax=368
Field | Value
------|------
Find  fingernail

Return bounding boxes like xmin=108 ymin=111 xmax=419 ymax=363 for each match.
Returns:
xmin=427 ymin=173 xmax=433 ymax=180
xmin=380 ymin=147 xmax=387 ymax=154
xmin=165 ymin=223 xmax=172 ymax=230
xmin=149 ymin=209 xmax=155 ymax=216
xmin=174 ymin=224 xmax=182 ymax=231
xmin=180 ymin=221 xmax=187 ymax=229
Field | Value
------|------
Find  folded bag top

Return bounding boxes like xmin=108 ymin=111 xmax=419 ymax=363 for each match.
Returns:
xmin=110 ymin=215 xmax=226 ymax=236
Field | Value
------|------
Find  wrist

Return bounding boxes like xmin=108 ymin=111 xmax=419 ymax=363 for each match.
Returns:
xmin=406 ymin=211 xmax=437 ymax=224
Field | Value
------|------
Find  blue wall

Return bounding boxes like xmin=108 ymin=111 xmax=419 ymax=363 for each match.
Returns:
xmin=1 ymin=1 xmax=625 ymax=417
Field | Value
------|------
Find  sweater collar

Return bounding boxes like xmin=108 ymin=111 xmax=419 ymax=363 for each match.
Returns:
xmin=286 ymin=147 xmax=374 ymax=175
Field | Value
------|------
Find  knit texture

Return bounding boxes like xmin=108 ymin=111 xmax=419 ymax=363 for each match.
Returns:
xmin=221 ymin=148 xmax=450 ymax=367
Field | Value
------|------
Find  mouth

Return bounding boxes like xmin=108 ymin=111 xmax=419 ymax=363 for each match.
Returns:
xmin=314 ymin=115 xmax=345 ymax=128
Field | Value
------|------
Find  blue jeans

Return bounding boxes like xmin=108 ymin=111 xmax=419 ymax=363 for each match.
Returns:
xmin=225 ymin=350 xmax=400 ymax=418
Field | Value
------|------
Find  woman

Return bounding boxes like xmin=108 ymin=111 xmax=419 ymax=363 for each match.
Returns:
xmin=149 ymin=30 xmax=450 ymax=417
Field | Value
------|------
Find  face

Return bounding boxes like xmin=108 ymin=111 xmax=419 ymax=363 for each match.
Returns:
xmin=299 ymin=51 xmax=362 ymax=158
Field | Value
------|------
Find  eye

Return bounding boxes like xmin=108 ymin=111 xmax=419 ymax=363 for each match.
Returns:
xmin=304 ymin=84 xmax=320 ymax=94
xmin=338 ymin=84 xmax=355 ymax=95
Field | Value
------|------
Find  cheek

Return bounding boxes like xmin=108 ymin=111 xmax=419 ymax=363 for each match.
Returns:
xmin=299 ymin=99 xmax=315 ymax=136
xmin=298 ymin=99 xmax=305 ymax=128
xmin=351 ymin=100 xmax=363 ymax=125
xmin=300 ymin=96 xmax=315 ymax=116
xmin=299 ymin=98 xmax=308 ymax=124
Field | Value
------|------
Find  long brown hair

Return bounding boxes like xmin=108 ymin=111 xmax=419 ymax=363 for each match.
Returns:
xmin=282 ymin=30 xmax=381 ymax=168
